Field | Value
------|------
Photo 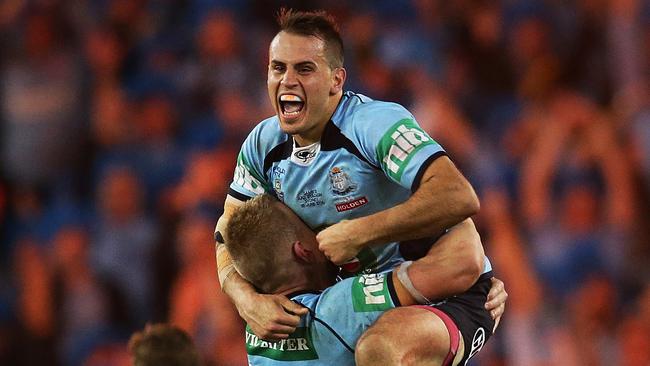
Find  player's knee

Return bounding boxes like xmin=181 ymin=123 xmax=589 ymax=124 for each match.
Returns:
xmin=355 ymin=325 xmax=400 ymax=366
xmin=357 ymin=308 xmax=456 ymax=365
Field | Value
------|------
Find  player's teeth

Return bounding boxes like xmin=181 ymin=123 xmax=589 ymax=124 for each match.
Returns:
xmin=280 ymin=95 xmax=303 ymax=102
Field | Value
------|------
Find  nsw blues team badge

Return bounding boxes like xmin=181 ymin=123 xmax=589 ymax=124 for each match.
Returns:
xmin=329 ymin=167 xmax=357 ymax=195
xmin=273 ymin=179 xmax=285 ymax=202
xmin=329 ymin=167 xmax=368 ymax=212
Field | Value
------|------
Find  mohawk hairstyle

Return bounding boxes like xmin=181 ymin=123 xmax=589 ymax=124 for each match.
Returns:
xmin=276 ymin=8 xmax=344 ymax=68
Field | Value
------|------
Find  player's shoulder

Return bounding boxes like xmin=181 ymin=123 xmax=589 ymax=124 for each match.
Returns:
xmin=314 ymin=277 xmax=355 ymax=317
xmin=334 ymin=91 xmax=414 ymax=131
xmin=243 ymin=115 xmax=289 ymax=153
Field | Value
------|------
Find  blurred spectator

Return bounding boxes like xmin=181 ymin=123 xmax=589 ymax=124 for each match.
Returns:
xmin=171 ymin=148 xmax=238 ymax=216
xmin=1 ymin=7 xmax=85 ymax=189
xmin=50 ymin=225 xmax=125 ymax=366
xmin=89 ymin=85 xmax=133 ymax=151
xmin=130 ymin=91 xmax=185 ymax=208
xmin=181 ymin=10 xmax=250 ymax=115
xmin=519 ymin=93 xmax=636 ymax=297
xmin=477 ymin=188 xmax=544 ymax=366
xmin=84 ymin=25 xmax=127 ymax=84
xmin=91 ymin=165 xmax=158 ymax=328
xmin=8 ymin=238 xmax=57 ymax=366
xmin=617 ymin=283 xmax=650 ymax=366
xmin=128 ymin=323 xmax=200 ymax=366
xmin=169 ymin=212 xmax=246 ymax=366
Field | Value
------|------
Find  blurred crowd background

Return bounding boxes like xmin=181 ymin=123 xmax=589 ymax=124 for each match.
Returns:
xmin=1 ymin=0 xmax=649 ymax=365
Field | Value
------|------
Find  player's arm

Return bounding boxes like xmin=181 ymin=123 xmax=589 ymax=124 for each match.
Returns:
xmin=318 ymin=156 xmax=479 ymax=264
xmin=369 ymin=156 xmax=478 ymax=243
xmin=216 ymin=195 xmax=308 ymax=340
xmin=390 ymin=218 xmax=507 ymax=327
xmin=391 ymin=218 xmax=484 ymax=304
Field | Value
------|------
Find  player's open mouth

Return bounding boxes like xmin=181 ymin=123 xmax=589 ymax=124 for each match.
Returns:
xmin=279 ymin=94 xmax=305 ymax=118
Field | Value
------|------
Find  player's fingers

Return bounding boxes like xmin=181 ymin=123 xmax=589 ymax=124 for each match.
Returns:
xmin=266 ymin=333 xmax=290 ymax=341
xmin=281 ymin=298 xmax=309 ymax=316
xmin=252 ymin=326 xmax=292 ymax=341
xmin=249 ymin=317 xmax=298 ymax=340
xmin=265 ymin=323 xmax=298 ymax=336
xmin=485 ymin=283 xmax=507 ymax=312
xmin=248 ymin=320 xmax=283 ymax=341
xmin=486 ymin=277 xmax=505 ymax=301
xmin=485 ymin=289 xmax=508 ymax=311
xmin=330 ymin=253 xmax=354 ymax=266
xmin=490 ymin=302 xmax=505 ymax=320
xmin=492 ymin=311 xmax=502 ymax=332
xmin=271 ymin=310 xmax=303 ymax=327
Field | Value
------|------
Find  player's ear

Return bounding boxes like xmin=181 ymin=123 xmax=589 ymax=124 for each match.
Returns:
xmin=292 ymin=241 xmax=315 ymax=263
xmin=330 ymin=67 xmax=346 ymax=95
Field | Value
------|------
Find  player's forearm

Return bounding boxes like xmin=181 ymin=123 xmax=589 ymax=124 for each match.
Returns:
xmin=221 ymin=266 xmax=259 ymax=313
xmin=217 ymin=243 xmax=259 ymax=311
xmin=406 ymin=219 xmax=484 ymax=302
xmin=215 ymin=196 xmax=258 ymax=311
xmin=358 ymin=158 xmax=479 ymax=246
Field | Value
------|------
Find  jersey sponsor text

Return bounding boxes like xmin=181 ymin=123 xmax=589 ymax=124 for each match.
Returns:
xmin=245 ymin=326 xmax=318 ymax=361
xmin=377 ymin=119 xmax=436 ymax=181
xmin=352 ymin=273 xmax=393 ymax=312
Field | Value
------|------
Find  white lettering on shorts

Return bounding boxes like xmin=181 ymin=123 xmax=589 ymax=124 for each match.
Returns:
xmin=464 ymin=327 xmax=486 ymax=365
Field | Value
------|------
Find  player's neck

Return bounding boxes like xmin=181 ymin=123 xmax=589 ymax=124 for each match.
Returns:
xmin=293 ymin=93 xmax=343 ymax=146
xmin=276 ymin=280 xmax=313 ymax=297
xmin=293 ymin=126 xmax=325 ymax=147
xmin=275 ymin=269 xmax=335 ymax=296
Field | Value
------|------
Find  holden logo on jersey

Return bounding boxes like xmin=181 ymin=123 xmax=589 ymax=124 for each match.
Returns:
xmin=291 ymin=142 xmax=320 ymax=166
xmin=335 ymin=196 xmax=368 ymax=212
xmin=329 ymin=167 xmax=357 ymax=195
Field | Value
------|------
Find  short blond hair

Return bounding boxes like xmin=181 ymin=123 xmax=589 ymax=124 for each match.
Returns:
xmin=225 ymin=194 xmax=299 ymax=293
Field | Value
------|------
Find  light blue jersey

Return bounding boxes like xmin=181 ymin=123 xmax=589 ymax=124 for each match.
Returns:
xmin=230 ymin=91 xmax=452 ymax=274
xmin=245 ymin=272 xmax=399 ymax=365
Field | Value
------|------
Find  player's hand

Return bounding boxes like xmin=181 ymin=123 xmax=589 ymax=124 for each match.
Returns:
xmin=239 ymin=293 xmax=309 ymax=341
xmin=316 ymin=220 xmax=364 ymax=265
xmin=485 ymin=277 xmax=507 ymax=332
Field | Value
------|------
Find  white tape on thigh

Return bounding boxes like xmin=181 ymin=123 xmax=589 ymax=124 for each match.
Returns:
xmin=396 ymin=261 xmax=431 ymax=304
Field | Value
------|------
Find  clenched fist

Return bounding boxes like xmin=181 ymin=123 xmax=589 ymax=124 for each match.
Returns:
xmin=316 ymin=220 xmax=365 ymax=265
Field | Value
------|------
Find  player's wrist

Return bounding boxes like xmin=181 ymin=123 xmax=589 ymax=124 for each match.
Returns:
xmin=223 ymin=273 xmax=257 ymax=307
xmin=353 ymin=216 xmax=384 ymax=247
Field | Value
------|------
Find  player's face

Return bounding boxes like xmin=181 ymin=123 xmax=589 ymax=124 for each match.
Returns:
xmin=267 ymin=32 xmax=344 ymax=145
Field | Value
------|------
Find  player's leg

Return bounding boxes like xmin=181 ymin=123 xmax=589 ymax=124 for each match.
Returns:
xmin=355 ymin=306 xmax=465 ymax=366
xmin=356 ymin=273 xmax=495 ymax=366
